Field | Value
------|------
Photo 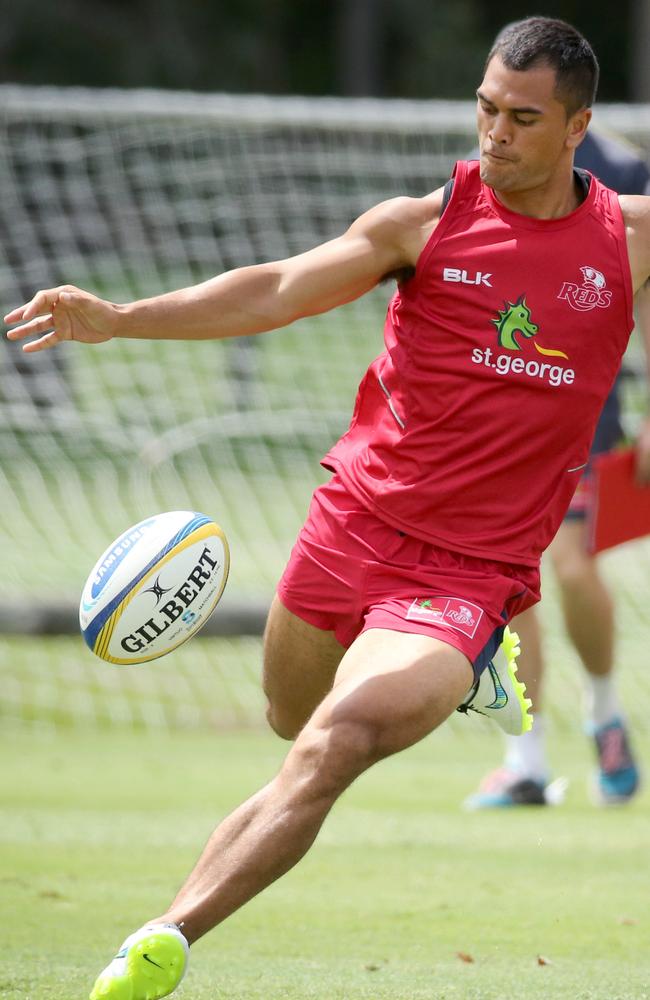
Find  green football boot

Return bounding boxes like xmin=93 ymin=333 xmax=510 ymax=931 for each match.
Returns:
xmin=457 ymin=626 xmax=533 ymax=736
xmin=90 ymin=924 xmax=189 ymax=1000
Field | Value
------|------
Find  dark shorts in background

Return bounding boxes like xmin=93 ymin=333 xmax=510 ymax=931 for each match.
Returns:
xmin=566 ymin=380 xmax=624 ymax=520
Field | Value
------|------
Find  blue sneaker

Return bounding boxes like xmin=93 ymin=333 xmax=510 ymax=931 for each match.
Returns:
xmin=463 ymin=767 xmax=568 ymax=809
xmin=592 ymin=717 xmax=640 ymax=805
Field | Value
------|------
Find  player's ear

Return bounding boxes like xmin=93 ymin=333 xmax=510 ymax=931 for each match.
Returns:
xmin=566 ymin=107 xmax=591 ymax=150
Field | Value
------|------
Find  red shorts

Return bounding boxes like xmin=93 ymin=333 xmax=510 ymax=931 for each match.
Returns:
xmin=277 ymin=475 xmax=540 ymax=680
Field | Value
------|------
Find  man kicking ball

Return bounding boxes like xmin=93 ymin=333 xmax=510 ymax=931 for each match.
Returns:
xmin=6 ymin=16 xmax=650 ymax=1000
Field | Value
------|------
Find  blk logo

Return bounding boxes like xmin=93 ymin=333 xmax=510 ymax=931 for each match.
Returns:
xmin=443 ymin=267 xmax=492 ymax=287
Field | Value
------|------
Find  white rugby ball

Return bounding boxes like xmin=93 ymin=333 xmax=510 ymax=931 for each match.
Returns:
xmin=79 ymin=511 xmax=229 ymax=664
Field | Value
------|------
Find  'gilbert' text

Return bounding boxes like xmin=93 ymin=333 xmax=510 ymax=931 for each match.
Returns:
xmin=121 ymin=546 xmax=219 ymax=652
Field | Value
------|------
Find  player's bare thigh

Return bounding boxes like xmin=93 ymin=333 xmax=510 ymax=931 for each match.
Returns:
xmin=263 ymin=594 xmax=346 ymax=740
xmin=299 ymin=627 xmax=474 ymax=768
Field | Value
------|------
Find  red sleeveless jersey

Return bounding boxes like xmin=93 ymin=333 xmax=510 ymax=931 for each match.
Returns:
xmin=323 ymin=160 xmax=634 ymax=566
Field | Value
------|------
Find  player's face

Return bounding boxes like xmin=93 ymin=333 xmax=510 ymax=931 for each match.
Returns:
xmin=476 ymin=55 xmax=587 ymax=194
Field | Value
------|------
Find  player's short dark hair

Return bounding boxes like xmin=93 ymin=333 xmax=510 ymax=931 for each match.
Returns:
xmin=486 ymin=17 xmax=599 ymax=116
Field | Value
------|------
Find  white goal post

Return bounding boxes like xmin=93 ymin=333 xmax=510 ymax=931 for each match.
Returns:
xmin=1 ymin=86 xmax=648 ymax=729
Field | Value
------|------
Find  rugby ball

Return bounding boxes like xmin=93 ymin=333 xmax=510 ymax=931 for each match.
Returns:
xmin=79 ymin=511 xmax=229 ymax=664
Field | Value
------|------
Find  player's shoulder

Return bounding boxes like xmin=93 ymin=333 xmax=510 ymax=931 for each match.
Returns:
xmin=350 ymin=189 xmax=445 ymax=268
xmin=618 ymin=192 xmax=650 ymax=223
xmin=619 ymin=194 xmax=650 ymax=292
xmin=619 ymin=193 xmax=650 ymax=255
xmin=361 ymin=189 xmax=445 ymax=231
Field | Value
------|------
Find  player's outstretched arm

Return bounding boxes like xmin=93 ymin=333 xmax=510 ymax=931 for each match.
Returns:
xmin=5 ymin=193 xmax=441 ymax=353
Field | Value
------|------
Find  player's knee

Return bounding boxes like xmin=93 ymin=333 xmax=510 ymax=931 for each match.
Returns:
xmin=552 ymin=548 xmax=594 ymax=591
xmin=265 ymin=700 xmax=305 ymax=741
xmin=291 ymin=717 xmax=381 ymax=800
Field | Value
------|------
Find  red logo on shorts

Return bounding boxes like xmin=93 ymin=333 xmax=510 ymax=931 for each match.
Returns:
xmin=406 ymin=596 xmax=484 ymax=638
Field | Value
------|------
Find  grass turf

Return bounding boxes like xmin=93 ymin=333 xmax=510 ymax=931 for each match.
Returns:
xmin=1 ymin=723 xmax=649 ymax=1000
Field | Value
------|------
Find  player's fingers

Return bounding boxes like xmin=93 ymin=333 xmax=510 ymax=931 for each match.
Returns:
xmin=4 ymin=286 xmax=74 ymax=325
xmin=2 ymin=298 xmax=39 ymax=323
xmin=5 ymin=291 xmax=51 ymax=324
xmin=20 ymin=329 xmax=64 ymax=354
xmin=5 ymin=313 xmax=54 ymax=341
xmin=3 ymin=304 xmax=28 ymax=324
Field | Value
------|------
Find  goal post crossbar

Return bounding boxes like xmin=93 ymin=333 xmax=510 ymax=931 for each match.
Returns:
xmin=0 ymin=83 xmax=647 ymax=135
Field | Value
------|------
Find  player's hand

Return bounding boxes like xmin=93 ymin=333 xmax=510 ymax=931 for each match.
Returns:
xmin=4 ymin=285 xmax=118 ymax=353
xmin=635 ymin=415 xmax=650 ymax=485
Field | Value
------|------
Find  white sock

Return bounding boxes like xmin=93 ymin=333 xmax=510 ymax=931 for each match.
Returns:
xmin=503 ymin=714 xmax=549 ymax=782
xmin=584 ymin=673 xmax=622 ymax=729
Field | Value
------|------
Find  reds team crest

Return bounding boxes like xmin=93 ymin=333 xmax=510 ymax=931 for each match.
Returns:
xmin=406 ymin=596 xmax=484 ymax=638
xmin=557 ymin=265 xmax=612 ymax=312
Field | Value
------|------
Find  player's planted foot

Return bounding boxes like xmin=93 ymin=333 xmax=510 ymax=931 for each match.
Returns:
xmin=463 ymin=766 xmax=568 ymax=809
xmin=89 ymin=924 xmax=189 ymax=1000
xmin=457 ymin=627 xmax=532 ymax=736
xmin=591 ymin=717 xmax=640 ymax=805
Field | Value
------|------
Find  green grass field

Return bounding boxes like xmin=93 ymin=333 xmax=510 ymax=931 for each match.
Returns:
xmin=2 ymin=720 xmax=649 ymax=1000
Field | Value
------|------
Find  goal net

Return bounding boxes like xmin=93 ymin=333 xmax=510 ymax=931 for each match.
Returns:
xmin=1 ymin=85 xmax=648 ymax=730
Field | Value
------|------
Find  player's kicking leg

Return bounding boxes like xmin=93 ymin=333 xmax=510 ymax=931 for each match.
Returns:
xmin=89 ymin=620 xmax=474 ymax=999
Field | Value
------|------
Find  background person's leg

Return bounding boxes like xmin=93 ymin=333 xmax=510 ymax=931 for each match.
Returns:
xmin=466 ymin=518 xmax=640 ymax=810
xmin=549 ymin=520 xmax=639 ymax=804
xmin=502 ymin=606 xmax=550 ymax=780
xmin=550 ymin=520 xmax=615 ymax=684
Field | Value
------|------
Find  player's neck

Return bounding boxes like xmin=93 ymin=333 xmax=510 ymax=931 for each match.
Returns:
xmin=491 ymin=165 xmax=584 ymax=220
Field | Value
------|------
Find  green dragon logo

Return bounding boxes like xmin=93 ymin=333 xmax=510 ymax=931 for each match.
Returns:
xmin=492 ymin=295 xmax=538 ymax=350
xmin=491 ymin=295 xmax=568 ymax=358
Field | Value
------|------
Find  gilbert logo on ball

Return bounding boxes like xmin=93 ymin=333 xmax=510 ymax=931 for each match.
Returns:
xmin=79 ymin=511 xmax=229 ymax=664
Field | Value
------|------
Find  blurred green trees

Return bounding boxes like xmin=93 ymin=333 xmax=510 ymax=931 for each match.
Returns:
xmin=0 ymin=0 xmax=639 ymax=100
